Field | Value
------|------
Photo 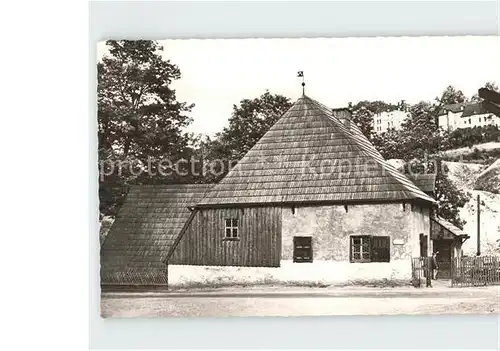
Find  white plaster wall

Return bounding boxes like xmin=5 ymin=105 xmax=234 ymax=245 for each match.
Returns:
xmin=281 ymin=203 xmax=429 ymax=261
xmin=168 ymin=260 xmax=411 ymax=287
xmin=439 ymin=111 xmax=500 ymax=132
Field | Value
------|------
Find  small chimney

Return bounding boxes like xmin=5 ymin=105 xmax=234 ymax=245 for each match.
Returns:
xmin=332 ymin=107 xmax=352 ymax=129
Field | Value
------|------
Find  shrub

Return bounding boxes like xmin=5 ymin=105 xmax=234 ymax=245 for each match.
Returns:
xmin=445 ymin=125 xmax=500 ymax=151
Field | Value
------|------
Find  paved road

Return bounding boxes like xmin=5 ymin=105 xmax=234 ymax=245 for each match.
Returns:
xmin=101 ymin=286 xmax=500 ymax=317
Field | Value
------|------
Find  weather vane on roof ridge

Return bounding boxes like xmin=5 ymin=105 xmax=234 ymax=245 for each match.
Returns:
xmin=297 ymin=71 xmax=305 ymax=96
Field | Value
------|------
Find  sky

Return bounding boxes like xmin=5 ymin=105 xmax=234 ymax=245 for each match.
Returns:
xmin=97 ymin=36 xmax=500 ymax=137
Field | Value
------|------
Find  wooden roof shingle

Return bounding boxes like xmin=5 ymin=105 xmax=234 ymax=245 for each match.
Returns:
xmin=432 ymin=216 xmax=469 ymax=238
xmin=100 ymin=184 xmax=212 ymax=285
xmin=198 ymin=95 xmax=436 ymax=206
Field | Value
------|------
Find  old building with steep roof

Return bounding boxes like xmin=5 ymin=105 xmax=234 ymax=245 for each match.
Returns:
xmin=101 ymin=94 xmax=441 ymax=287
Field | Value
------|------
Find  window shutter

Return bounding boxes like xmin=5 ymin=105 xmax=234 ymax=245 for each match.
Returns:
xmin=371 ymin=236 xmax=390 ymax=262
xmin=349 ymin=236 xmax=353 ymax=262
xmin=293 ymin=236 xmax=313 ymax=263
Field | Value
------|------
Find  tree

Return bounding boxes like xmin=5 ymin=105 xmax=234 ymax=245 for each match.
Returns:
xmin=400 ymin=101 xmax=446 ymax=158
xmin=429 ymin=159 xmax=470 ymax=229
xmin=471 ymin=81 xmax=500 ymax=102
xmin=203 ymin=91 xmax=292 ymax=181
xmin=438 ymin=85 xmax=467 ymax=105
xmin=484 ymin=81 xmax=500 ymax=92
xmin=373 ymin=102 xmax=444 ymax=159
xmin=98 ymin=40 xmax=195 ymax=217
xmin=371 ymin=128 xmax=405 ymax=160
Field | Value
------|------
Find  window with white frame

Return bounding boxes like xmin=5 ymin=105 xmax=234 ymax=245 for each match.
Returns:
xmin=224 ymin=218 xmax=239 ymax=239
xmin=350 ymin=236 xmax=371 ymax=262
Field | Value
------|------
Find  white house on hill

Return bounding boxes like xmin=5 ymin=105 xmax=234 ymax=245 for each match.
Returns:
xmin=372 ymin=110 xmax=410 ymax=134
xmin=438 ymin=102 xmax=500 ymax=132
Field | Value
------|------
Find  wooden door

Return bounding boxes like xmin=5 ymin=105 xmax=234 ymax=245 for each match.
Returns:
xmin=419 ymin=234 xmax=428 ymax=257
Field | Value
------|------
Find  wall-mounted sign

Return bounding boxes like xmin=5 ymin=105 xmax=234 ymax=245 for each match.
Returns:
xmin=393 ymin=239 xmax=404 ymax=245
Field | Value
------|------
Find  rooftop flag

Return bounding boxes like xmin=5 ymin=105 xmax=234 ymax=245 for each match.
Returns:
xmin=297 ymin=71 xmax=305 ymax=95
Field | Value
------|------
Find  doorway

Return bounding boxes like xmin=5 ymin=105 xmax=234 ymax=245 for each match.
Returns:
xmin=419 ymin=234 xmax=428 ymax=257
xmin=433 ymin=240 xmax=452 ymax=279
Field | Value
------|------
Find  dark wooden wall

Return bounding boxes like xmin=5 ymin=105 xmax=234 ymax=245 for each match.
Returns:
xmin=169 ymin=206 xmax=282 ymax=267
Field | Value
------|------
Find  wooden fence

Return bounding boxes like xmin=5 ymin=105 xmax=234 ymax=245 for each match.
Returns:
xmin=411 ymin=257 xmax=432 ymax=288
xmin=451 ymin=256 xmax=500 ymax=287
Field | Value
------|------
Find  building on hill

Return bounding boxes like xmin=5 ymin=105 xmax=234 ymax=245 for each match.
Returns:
xmin=437 ymin=103 xmax=465 ymax=132
xmin=101 ymin=94 xmax=442 ymax=287
xmin=438 ymin=101 xmax=500 ymax=132
xmin=372 ymin=109 xmax=410 ymax=134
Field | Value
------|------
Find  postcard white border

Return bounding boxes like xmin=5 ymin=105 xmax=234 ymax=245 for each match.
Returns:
xmin=89 ymin=1 xmax=499 ymax=349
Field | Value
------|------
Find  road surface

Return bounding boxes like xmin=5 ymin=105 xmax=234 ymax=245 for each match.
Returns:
xmin=101 ymin=285 xmax=500 ymax=317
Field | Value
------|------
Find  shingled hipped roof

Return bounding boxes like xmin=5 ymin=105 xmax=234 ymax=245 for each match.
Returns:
xmin=198 ymin=95 xmax=436 ymax=206
xmin=100 ymin=184 xmax=212 ymax=285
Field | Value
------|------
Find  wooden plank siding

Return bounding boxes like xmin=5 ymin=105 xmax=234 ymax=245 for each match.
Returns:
xmin=169 ymin=206 xmax=282 ymax=267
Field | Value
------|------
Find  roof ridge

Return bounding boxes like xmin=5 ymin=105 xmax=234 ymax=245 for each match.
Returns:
xmin=305 ymin=97 xmax=435 ymax=203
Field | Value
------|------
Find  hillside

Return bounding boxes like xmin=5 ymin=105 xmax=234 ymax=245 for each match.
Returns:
xmin=475 ymin=158 xmax=500 ymax=193
xmin=441 ymin=142 xmax=500 ymax=159
xmin=444 ymin=161 xmax=500 ymax=256
xmin=440 ymin=142 xmax=500 ymax=165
